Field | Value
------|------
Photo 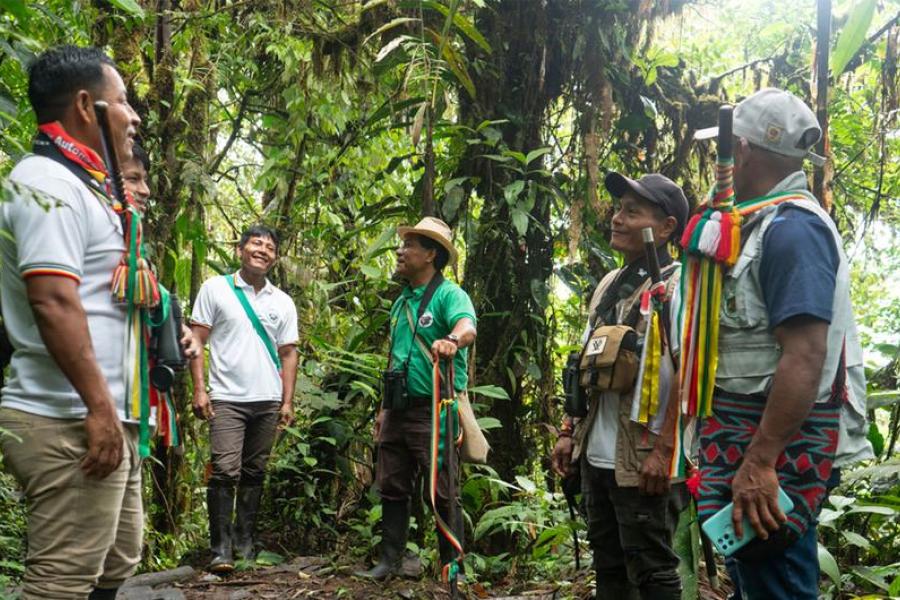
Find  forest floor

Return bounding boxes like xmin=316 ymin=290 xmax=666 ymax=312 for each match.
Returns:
xmin=112 ymin=554 xmax=731 ymax=600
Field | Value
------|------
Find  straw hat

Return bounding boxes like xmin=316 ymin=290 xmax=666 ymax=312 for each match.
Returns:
xmin=397 ymin=217 xmax=458 ymax=266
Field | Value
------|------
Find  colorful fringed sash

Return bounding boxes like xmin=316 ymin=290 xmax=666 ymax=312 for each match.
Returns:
xmin=430 ymin=360 xmax=463 ymax=584
xmin=671 ymin=184 xmax=811 ymax=477
xmin=35 ymin=123 xmax=172 ymax=456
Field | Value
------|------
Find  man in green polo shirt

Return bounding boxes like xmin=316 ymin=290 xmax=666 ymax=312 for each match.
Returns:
xmin=357 ymin=217 xmax=477 ymax=581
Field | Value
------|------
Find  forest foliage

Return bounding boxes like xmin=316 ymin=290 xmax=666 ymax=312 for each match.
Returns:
xmin=0 ymin=0 xmax=899 ymax=597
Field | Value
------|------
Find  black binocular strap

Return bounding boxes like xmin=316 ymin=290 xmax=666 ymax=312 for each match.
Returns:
xmin=387 ymin=272 xmax=445 ymax=370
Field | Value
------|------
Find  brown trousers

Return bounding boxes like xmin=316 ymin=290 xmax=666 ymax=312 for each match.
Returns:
xmin=376 ymin=402 xmax=458 ymax=513
xmin=0 ymin=408 xmax=142 ymax=599
xmin=208 ymin=400 xmax=279 ymax=487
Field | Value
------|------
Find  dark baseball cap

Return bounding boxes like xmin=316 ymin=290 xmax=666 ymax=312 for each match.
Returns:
xmin=604 ymin=172 xmax=689 ymax=240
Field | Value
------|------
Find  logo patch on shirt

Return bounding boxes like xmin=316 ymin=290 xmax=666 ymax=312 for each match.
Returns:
xmin=418 ymin=312 xmax=434 ymax=328
xmin=268 ymin=311 xmax=278 ymax=322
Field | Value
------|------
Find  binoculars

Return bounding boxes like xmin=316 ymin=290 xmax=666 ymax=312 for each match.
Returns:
xmin=382 ymin=367 xmax=409 ymax=410
xmin=562 ymin=351 xmax=587 ymax=417
xmin=149 ymin=294 xmax=187 ymax=392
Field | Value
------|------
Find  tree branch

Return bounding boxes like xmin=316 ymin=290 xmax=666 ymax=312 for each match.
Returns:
xmin=210 ymin=91 xmax=256 ymax=173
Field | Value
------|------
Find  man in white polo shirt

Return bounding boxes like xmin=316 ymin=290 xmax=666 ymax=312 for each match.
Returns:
xmin=0 ymin=45 xmax=181 ymax=600
xmin=190 ymin=225 xmax=299 ymax=572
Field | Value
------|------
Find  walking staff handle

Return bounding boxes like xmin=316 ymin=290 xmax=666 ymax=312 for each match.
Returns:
xmin=92 ymin=100 xmax=128 ymax=206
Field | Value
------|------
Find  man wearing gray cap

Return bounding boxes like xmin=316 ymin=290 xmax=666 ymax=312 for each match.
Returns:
xmin=693 ymin=88 xmax=870 ymax=599
xmin=552 ymin=172 xmax=690 ymax=599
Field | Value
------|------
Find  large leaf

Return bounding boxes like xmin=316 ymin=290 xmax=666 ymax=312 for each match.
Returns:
xmin=365 ymin=17 xmax=418 ymax=46
xmin=469 ymin=385 xmax=510 ymax=400
xmin=831 ymin=0 xmax=877 ymax=76
xmin=510 ymin=208 xmax=529 ymax=237
xmin=817 ymin=542 xmax=841 ymax=585
xmin=107 ymin=0 xmax=145 ymax=18
xmin=842 ymin=530 xmax=871 ymax=550
xmin=410 ymin=0 xmax=492 ymax=53
xmin=476 ymin=416 xmax=502 ymax=430
xmin=868 ymin=389 xmax=900 ymax=409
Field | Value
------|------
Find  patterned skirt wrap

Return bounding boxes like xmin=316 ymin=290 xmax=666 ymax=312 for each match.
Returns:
xmin=698 ymin=387 xmax=841 ymax=541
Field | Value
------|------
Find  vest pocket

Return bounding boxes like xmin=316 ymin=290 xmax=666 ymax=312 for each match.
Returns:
xmin=721 ymin=258 xmax=766 ymax=330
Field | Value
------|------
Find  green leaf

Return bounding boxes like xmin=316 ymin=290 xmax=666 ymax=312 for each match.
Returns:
xmin=0 ymin=0 xmax=29 ymax=21
xmin=360 ymin=264 xmax=382 ymax=278
xmin=831 ymin=0 xmax=877 ymax=76
xmin=443 ymin=186 xmax=465 ymax=221
xmin=889 ymin=573 xmax=900 ymax=597
xmin=415 ymin=0 xmax=492 ymax=53
xmin=828 ymin=495 xmax=856 ymax=511
xmin=524 ymin=147 xmax=551 ymax=166
xmin=503 ymin=180 xmax=524 ymax=205
xmin=254 ymin=550 xmax=285 ymax=566
xmin=868 ymin=389 xmax=900 ymax=409
xmin=363 ymin=227 xmax=397 ymax=260
xmin=511 ymin=208 xmax=528 ymax=237
xmin=365 ymin=18 xmax=418 ymax=46
xmin=375 ymin=35 xmax=409 ymax=63
xmin=515 ymin=475 xmax=536 ymax=493
xmin=817 ymin=542 xmax=841 ymax=584
xmin=107 ymin=0 xmax=145 ymax=17
xmin=852 ymin=565 xmax=891 ymax=591
xmin=469 ymin=385 xmax=510 ymax=400
xmin=845 ymin=505 xmax=896 ymax=516
xmin=439 ymin=39 xmax=476 ymax=99
xmin=503 ymin=150 xmax=528 ymax=165
xmin=651 ymin=51 xmax=679 ymax=69
xmin=640 ymin=95 xmax=658 ymax=119
xmin=842 ymin=530 xmax=871 ymax=549
xmin=868 ymin=421 xmax=885 ymax=456
xmin=476 ymin=416 xmax=502 ymax=430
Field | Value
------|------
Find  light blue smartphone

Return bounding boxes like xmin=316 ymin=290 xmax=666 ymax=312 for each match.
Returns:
xmin=701 ymin=487 xmax=794 ymax=557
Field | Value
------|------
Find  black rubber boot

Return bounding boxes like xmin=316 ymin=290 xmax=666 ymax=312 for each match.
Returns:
xmin=354 ymin=500 xmax=409 ymax=580
xmin=88 ymin=588 xmax=118 ymax=600
xmin=207 ymin=486 xmax=235 ymax=573
xmin=234 ymin=485 xmax=263 ymax=560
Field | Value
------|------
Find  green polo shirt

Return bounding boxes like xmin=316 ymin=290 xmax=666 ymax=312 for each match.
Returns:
xmin=389 ymin=278 xmax=476 ymax=397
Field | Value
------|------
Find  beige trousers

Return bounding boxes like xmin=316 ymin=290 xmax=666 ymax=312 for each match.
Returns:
xmin=0 ymin=408 xmax=143 ymax=599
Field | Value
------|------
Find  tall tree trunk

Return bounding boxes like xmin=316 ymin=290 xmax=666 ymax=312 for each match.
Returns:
xmin=458 ymin=2 xmax=568 ymax=482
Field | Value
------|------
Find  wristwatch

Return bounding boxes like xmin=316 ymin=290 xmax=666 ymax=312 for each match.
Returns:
xmin=445 ymin=334 xmax=460 ymax=346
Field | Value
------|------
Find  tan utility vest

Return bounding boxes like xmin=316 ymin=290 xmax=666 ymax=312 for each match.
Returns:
xmin=572 ymin=263 xmax=682 ymax=486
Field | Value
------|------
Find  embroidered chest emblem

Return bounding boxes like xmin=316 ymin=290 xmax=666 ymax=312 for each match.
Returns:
xmin=419 ymin=312 xmax=434 ymax=328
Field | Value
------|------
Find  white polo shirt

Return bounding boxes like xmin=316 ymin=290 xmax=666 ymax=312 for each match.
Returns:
xmin=191 ymin=272 xmax=298 ymax=403
xmin=0 ymin=155 xmax=130 ymax=420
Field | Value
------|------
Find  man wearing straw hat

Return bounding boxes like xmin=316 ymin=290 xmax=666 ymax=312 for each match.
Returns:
xmin=356 ymin=217 xmax=477 ymax=581
xmin=689 ymin=88 xmax=870 ymax=599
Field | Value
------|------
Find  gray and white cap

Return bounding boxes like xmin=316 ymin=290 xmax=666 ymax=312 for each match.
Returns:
xmin=695 ymin=88 xmax=825 ymax=166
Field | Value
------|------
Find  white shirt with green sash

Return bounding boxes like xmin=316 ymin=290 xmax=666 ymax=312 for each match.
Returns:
xmin=191 ymin=272 xmax=298 ymax=403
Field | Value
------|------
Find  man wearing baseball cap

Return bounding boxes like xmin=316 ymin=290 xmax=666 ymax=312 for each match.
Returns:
xmin=356 ymin=217 xmax=477 ymax=581
xmin=693 ymin=88 xmax=870 ymax=599
xmin=552 ymin=172 xmax=690 ymax=599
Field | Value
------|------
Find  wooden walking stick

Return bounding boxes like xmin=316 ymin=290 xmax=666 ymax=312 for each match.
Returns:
xmin=431 ymin=358 xmax=463 ymax=599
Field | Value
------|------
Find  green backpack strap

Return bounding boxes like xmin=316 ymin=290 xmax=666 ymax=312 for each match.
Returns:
xmin=226 ymin=274 xmax=282 ymax=371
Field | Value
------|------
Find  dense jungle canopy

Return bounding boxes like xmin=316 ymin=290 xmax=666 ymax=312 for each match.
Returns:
xmin=0 ymin=0 xmax=899 ymax=598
